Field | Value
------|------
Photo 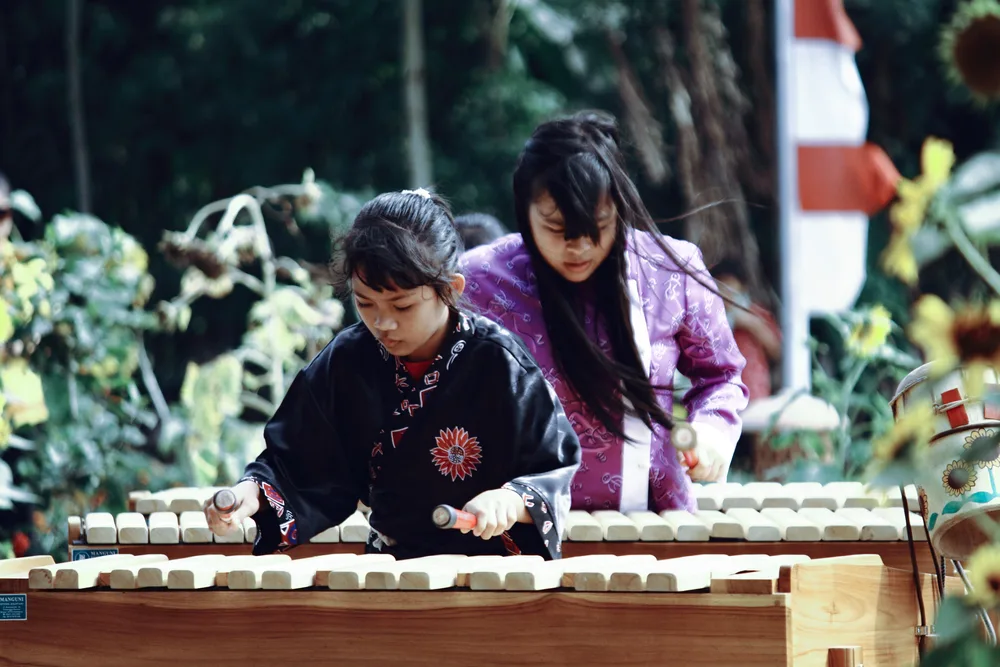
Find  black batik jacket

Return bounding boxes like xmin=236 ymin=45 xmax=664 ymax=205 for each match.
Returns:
xmin=241 ymin=311 xmax=581 ymax=560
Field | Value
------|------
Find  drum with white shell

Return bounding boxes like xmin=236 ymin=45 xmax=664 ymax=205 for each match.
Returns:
xmin=890 ymin=362 xmax=1000 ymax=559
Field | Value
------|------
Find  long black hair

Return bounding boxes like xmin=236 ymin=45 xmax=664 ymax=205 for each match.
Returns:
xmin=330 ymin=189 xmax=464 ymax=308
xmin=512 ymin=111 xmax=720 ymax=440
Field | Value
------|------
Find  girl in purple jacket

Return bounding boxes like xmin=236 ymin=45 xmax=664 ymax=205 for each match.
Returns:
xmin=460 ymin=112 xmax=749 ymax=514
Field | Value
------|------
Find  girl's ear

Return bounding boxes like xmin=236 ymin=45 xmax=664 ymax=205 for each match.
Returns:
xmin=449 ymin=273 xmax=467 ymax=297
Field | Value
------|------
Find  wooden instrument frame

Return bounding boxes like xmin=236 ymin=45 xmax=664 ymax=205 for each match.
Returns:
xmin=0 ymin=556 xmax=956 ymax=667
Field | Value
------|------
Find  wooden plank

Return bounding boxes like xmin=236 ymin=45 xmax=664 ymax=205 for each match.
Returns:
xmin=0 ymin=589 xmax=793 ymax=667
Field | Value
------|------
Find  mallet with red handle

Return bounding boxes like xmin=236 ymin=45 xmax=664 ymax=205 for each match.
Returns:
xmin=212 ymin=488 xmax=239 ymax=520
xmin=672 ymin=422 xmax=699 ymax=472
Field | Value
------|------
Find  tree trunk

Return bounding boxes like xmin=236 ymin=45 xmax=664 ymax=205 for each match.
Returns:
xmin=606 ymin=30 xmax=669 ymax=185
xmin=402 ymin=0 xmax=433 ymax=188
xmin=67 ymin=0 xmax=92 ymax=213
xmin=662 ymin=0 xmax=766 ymax=302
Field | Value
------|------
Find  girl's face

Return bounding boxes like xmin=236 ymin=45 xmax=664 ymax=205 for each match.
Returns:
xmin=352 ymin=273 xmax=465 ymax=361
xmin=528 ymin=190 xmax=617 ymax=283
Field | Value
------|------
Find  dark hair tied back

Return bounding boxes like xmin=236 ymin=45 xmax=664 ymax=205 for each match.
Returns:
xmin=330 ymin=189 xmax=463 ymax=308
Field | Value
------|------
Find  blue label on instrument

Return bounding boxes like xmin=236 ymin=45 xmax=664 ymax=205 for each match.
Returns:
xmin=71 ymin=547 xmax=119 ymax=561
xmin=0 ymin=594 xmax=27 ymax=621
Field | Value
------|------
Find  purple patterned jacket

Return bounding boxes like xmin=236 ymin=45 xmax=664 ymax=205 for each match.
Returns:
xmin=459 ymin=231 xmax=749 ymax=513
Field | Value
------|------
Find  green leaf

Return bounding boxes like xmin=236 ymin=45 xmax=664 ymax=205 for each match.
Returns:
xmin=934 ymin=595 xmax=980 ymax=644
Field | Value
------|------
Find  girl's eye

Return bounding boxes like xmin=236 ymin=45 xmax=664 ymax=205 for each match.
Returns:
xmin=355 ymin=301 xmax=372 ymax=309
xmin=394 ymin=305 xmax=413 ymax=312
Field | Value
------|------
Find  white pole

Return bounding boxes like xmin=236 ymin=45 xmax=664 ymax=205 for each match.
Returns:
xmin=775 ymin=0 xmax=810 ymax=391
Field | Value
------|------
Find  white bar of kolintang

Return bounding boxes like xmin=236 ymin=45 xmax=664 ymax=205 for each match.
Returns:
xmin=56 ymin=554 xmax=168 ymax=590
xmin=590 ymin=511 xmax=640 ymax=541
xmin=83 ymin=512 xmax=117 ymax=544
xmin=338 ymin=511 xmax=371 ymax=542
xmin=325 ymin=555 xmax=397 ymax=590
xmin=148 ymin=512 xmax=180 ymax=544
xmin=29 ymin=555 xmax=136 ymax=590
xmin=364 ymin=555 xmax=467 ymax=590
xmin=625 ymin=511 xmax=675 ymax=541
xmin=167 ymin=554 xmax=290 ymax=589
xmin=136 ymin=555 xmax=230 ymax=588
xmin=466 ymin=556 xmax=544 ymax=590
xmin=115 ymin=512 xmax=149 ymax=544
xmin=572 ymin=554 xmax=658 ymax=591
xmin=504 ymin=555 xmax=608 ymax=591
xmin=609 ymin=555 xmax=730 ymax=592
xmin=261 ymin=554 xmax=361 ymax=590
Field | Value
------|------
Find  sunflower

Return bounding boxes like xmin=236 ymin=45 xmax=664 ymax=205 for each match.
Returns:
xmin=908 ymin=295 xmax=1000 ymax=394
xmin=943 ymin=460 xmax=979 ymax=496
xmin=967 ymin=544 xmax=1000 ymax=608
xmin=847 ymin=305 xmax=893 ymax=358
xmin=940 ymin=0 xmax=1000 ymax=103
xmin=873 ymin=404 xmax=936 ymax=462
xmin=965 ymin=427 xmax=1000 ymax=469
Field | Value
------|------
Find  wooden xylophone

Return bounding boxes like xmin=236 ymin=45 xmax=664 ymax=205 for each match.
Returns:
xmin=67 ymin=482 xmax=939 ymax=573
xmin=1 ymin=551 xmax=957 ymax=666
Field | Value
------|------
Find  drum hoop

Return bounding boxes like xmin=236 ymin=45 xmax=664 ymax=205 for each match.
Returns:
xmin=929 ymin=421 xmax=1000 ymax=444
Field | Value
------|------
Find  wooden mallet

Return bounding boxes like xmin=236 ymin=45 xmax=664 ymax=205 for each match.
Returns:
xmin=672 ymin=422 xmax=700 ymax=471
xmin=212 ymin=488 xmax=238 ymax=521
xmin=432 ymin=504 xmax=477 ymax=531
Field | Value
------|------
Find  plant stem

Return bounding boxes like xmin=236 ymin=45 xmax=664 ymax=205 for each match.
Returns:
xmin=838 ymin=358 xmax=869 ymax=475
xmin=941 ymin=209 xmax=1000 ymax=298
xmin=239 ymin=391 xmax=276 ymax=416
xmin=137 ymin=335 xmax=170 ymax=426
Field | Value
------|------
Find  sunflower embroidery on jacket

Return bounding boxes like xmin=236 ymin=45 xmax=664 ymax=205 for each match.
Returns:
xmin=431 ymin=426 xmax=482 ymax=481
